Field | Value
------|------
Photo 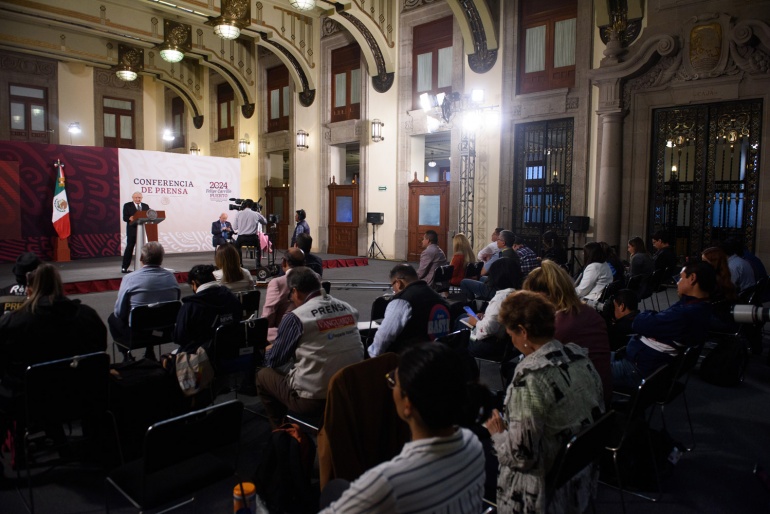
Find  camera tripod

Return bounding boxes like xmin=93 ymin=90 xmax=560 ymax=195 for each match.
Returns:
xmin=367 ymin=223 xmax=385 ymax=259
xmin=566 ymin=230 xmax=584 ymax=277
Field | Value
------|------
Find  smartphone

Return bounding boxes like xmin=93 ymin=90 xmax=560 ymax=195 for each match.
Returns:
xmin=463 ymin=306 xmax=478 ymax=319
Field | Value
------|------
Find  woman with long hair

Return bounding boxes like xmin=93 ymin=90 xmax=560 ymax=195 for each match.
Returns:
xmin=487 ymin=290 xmax=604 ymax=513
xmin=627 ymin=236 xmax=654 ymax=278
xmin=449 ymin=233 xmax=476 ymax=287
xmin=524 ymin=260 xmax=611 ymax=406
xmin=574 ymin=241 xmax=613 ymax=304
xmin=0 ymin=263 xmax=106 ymax=397
xmin=214 ymin=244 xmax=255 ymax=292
xmin=319 ymin=342 xmax=490 ymax=512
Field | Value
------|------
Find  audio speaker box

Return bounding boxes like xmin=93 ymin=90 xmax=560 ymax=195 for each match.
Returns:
xmin=366 ymin=212 xmax=384 ymax=225
xmin=566 ymin=216 xmax=590 ymax=233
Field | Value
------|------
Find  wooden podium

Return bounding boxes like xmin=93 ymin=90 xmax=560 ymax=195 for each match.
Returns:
xmin=130 ymin=210 xmax=165 ymax=269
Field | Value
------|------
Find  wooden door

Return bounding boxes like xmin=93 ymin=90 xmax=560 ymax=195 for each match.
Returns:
xmin=407 ymin=174 xmax=449 ymax=261
xmin=327 ymin=181 xmax=359 ymax=255
xmin=264 ymin=186 xmax=289 ymax=250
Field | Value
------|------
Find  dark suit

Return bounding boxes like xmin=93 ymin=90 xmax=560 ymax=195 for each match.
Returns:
xmin=211 ymin=219 xmax=234 ymax=247
xmin=121 ymin=201 xmax=149 ymax=270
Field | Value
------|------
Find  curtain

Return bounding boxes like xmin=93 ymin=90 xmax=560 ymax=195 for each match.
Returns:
xmin=554 ymin=18 xmax=576 ymax=68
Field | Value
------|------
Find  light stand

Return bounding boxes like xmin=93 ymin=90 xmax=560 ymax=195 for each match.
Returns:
xmin=566 ymin=230 xmax=584 ymax=277
xmin=368 ymin=223 xmax=385 ymax=259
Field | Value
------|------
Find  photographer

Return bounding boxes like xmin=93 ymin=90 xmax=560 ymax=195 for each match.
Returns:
xmin=233 ymin=199 xmax=266 ymax=266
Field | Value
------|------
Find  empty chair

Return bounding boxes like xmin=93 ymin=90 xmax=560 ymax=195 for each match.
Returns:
xmin=105 ymin=400 xmax=244 ymax=513
xmin=363 ymin=295 xmax=391 ymax=350
xmin=20 ymin=352 xmax=122 ymax=513
xmin=432 ymin=264 xmax=454 ymax=294
xmin=237 ymin=289 xmax=261 ymax=318
xmin=112 ymin=300 xmax=182 ymax=361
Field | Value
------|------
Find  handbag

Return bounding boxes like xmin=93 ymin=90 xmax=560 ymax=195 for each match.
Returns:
xmin=174 ymin=346 xmax=215 ymax=396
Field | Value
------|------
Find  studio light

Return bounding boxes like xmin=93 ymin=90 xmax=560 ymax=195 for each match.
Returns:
xmin=67 ymin=122 xmax=81 ymax=135
xmin=163 ymin=129 xmax=175 ymax=142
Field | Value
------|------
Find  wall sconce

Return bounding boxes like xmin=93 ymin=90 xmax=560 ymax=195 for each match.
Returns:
xmin=67 ymin=122 xmax=81 ymax=135
xmin=371 ymin=119 xmax=384 ymax=143
xmin=207 ymin=0 xmax=250 ymax=40
xmin=238 ymin=134 xmax=250 ymax=157
xmin=289 ymin=0 xmax=316 ymax=11
xmin=115 ymin=44 xmax=143 ymax=81
xmin=189 ymin=142 xmax=201 ymax=155
xmin=159 ymin=20 xmax=191 ymax=63
xmin=296 ymin=129 xmax=309 ymax=151
xmin=163 ymin=129 xmax=175 ymax=142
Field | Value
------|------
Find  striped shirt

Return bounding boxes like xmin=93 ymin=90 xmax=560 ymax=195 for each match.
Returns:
xmin=320 ymin=428 xmax=485 ymax=514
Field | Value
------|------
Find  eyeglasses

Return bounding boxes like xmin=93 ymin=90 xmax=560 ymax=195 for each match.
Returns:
xmin=385 ymin=369 xmax=397 ymax=389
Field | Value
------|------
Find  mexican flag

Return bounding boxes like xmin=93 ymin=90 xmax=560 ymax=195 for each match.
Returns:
xmin=52 ymin=162 xmax=71 ymax=239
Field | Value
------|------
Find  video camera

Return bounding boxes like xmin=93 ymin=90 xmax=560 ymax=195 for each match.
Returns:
xmin=228 ymin=197 xmax=264 ymax=212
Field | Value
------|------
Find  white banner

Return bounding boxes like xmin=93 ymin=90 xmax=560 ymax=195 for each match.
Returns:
xmin=119 ymin=149 xmax=241 ymax=254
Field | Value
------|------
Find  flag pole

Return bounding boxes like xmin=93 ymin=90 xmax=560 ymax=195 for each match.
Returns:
xmin=53 ymin=159 xmax=71 ymax=262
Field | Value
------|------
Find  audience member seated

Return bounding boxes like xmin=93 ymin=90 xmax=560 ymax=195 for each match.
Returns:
xmin=722 ymin=237 xmax=756 ymax=294
xmin=460 ymin=231 xmax=520 ymax=302
xmin=368 ymin=264 xmax=450 ymax=357
xmin=486 ymin=291 xmax=604 ymax=514
xmin=701 ymin=247 xmax=738 ymax=332
xmin=575 ymin=242 xmax=614 ymax=307
xmin=449 ymin=233 xmax=476 ymax=287
xmin=600 ymin=242 xmax=625 ymax=282
xmin=651 ymin=230 xmax=677 ymax=271
xmin=497 ymin=230 xmax=517 ymax=260
xmin=0 ymin=263 xmax=107 ymax=412
xmin=524 ymin=260 xmax=612 ymax=407
xmin=627 ymin=236 xmax=654 ymax=279
xmin=295 ymin=233 xmax=323 ymax=277
xmin=607 ymin=289 xmax=640 ymax=351
xmin=261 ymin=248 xmax=306 ymax=342
xmin=513 ymin=236 xmax=539 ymax=276
xmin=319 ymin=342 xmax=488 ymax=513
xmin=0 ymin=252 xmax=41 ymax=297
xmin=213 ymin=244 xmax=255 ymax=292
xmin=457 ymin=258 xmax=523 ymax=360
xmin=256 ymin=267 xmax=363 ymax=428
xmin=477 ymin=227 xmax=505 ymax=263
xmin=416 ymin=230 xmax=448 ymax=288
xmin=173 ymin=265 xmax=243 ymax=354
xmin=541 ymin=230 xmax=567 ymax=268
xmin=108 ymin=242 xmax=181 ymax=360
xmin=611 ymin=261 xmax=715 ymax=392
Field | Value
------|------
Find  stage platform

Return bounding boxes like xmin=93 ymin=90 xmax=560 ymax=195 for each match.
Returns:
xmin=0 ymin=251 xmax=368 ymax=295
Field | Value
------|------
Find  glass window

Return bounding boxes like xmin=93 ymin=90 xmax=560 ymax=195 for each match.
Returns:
xmin=417 ymin=53 xmax=432 ymax=92
xmin=336 ymin=196 xmax=354 ymax=223
xmin=412 ymin=17 xmax=453 ymax=110
xmin=9 ymin=84 xmax=48 ymax=142
xmin=217 ymin=82 xmax=235 ymax=141
xmin=10 ymin=102 xmax=25 ymax=130
xmin=554 ymin=18 xmax=576 ymax=68
xmin=270 ymin=89 xmax=280 ymax=120
xmin=525 ymin=26 xmax=546 ymax=73
xmin=334 ymin=73 xmax=347 ymax=108
xmin=30 ymin=105 xmax=45 ymax=131
xmin=10 ymin=85 xmax=44 ymax=98
xmin=267 ymin=65 xmax=290 ymax=132
xmin=331 ymin=44 xmax=362 ymax=122
xmin=103 ymin=96 xmax=134 ymax=148
xmin=282 ymin=85 xmax=290 ymax=118
xmin=418 ymin=195 xmax=441 ymax=226
xmin=104 ymin=98 xmax=132 ymax=110
xmin=104 ymin=114 xmax=116 ymax=137
xmin=350 ymin=68 xmax=361 ymax=105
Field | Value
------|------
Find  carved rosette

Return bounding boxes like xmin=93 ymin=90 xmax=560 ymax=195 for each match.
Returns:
xmin=241 ymin=103 xmax=255 ymax=118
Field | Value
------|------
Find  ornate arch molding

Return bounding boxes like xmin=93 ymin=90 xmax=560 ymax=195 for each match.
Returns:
xmin=445 ymin=0 xmax=498 ymax=73
xmin=326 ymin=6 xmax=395 ymax=93
xmin=256 ymin=34 xmax=317 ymax=107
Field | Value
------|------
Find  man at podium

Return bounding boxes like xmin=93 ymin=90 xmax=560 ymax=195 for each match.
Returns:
xmin=121 ymin=191 xmax=150 ymax=273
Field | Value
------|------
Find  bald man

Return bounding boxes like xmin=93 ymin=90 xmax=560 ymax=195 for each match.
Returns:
xmin=211 ymin=212 xmax=234 ymax=248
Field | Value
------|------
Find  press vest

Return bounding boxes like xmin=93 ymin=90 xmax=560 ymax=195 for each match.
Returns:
xmin=288 ymin=292 xmax=364 ymax=399
xmin=391 ymin=281 xmax=450 ymax=353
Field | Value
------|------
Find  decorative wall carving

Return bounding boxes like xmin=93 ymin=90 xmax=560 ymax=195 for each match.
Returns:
xmin=338 ymin=11 xmax=394 ymax=93
xmin=454 ymin=0 xmax=498 ymax=73
xmin=402 ymin=0 xmax=439 ymax=13
xmin=258 ymin=35 xmax=316 ymax=106
xmin=322 ymin=18 xmax=342 ymax=38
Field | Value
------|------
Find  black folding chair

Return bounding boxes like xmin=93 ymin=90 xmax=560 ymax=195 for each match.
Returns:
xmin=236 ymin=289 xmax=261 ymax=318
xmin=105 ymin=400 xmax=244 ymax=512
xmin=113 ymin=300 xmax=182 ymax=361
xmin=20 ymin=352 xmax=122 ymax=513
xmin=211 ymin=319 xmax=266 ymax=401
xmin=322 ymin=281 xmax=331 ymax=294
xmin=364 ymin=295 xmax=391 ymax=350
xmin=604 ymin=365 xmax=673 ymax=513
xmin=546 ymin=410 xmax=615 ymax=513
xmin=432 ymin=264 xmax=454 ymax=294
xmin=465 ymin=261 xmax=484 ymax=280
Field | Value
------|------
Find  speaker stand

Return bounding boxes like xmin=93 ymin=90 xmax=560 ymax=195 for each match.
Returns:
xmin=567 ymin=230 xmax=584 ymax=277
xmin=368 ymin=223 xmax=385 ymax=259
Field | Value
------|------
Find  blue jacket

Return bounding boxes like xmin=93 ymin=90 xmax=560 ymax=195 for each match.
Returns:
xmin=625 ymin=295 xmax=711 ymax=376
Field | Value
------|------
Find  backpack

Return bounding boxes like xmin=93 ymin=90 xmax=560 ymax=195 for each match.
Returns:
xmin=174 ymin=346 xmax=215 ymax=396
xmin=254 ymin=423 xmax=317 ymax=513
xmin=699 ymin=337 xmax=748 ymax=386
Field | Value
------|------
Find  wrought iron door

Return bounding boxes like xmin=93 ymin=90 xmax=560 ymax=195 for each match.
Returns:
xmin=650 ymin=100 xmax=762 ymax=256
xmin=512 ymin=118 xmax=574 ymax=249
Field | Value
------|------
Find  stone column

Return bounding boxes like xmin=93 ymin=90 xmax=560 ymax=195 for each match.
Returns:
xmin=595 ymin=110 xmax=624 ymax=245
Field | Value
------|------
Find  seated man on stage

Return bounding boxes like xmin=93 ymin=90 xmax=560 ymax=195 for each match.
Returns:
xmin=256 ymin=267 xmax=363 ymax=428
xmin=108 ymin=241 xmax=181 ymax=361
xmin=211 ymin=212 xmax=233 ymax=248
xmin=368 ymin=264 xmax=450 ymax=357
